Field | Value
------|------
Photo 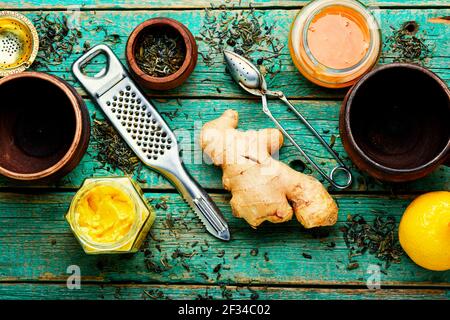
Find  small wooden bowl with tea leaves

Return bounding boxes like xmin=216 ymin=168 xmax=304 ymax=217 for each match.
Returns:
xmin=126 ymin=17 xmax=198 ymax=91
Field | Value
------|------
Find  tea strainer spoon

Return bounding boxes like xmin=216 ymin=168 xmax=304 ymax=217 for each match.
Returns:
xmin=223 ymin=50 xmax=352 ymax=189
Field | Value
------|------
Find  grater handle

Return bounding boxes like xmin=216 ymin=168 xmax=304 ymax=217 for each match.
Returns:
xmin=167 ymin=161 xmax=230 ymax=241
xmin=72 ymin=44 xmax=127 ymax=99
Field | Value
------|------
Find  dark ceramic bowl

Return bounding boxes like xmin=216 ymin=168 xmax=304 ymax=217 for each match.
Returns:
xmin=340 ymin=63 xmax=450 ymax=182
xmin=0 ymin=72 xmax=90 ymax=182
xmin=126 ymin=17 xmax=198 ymax=91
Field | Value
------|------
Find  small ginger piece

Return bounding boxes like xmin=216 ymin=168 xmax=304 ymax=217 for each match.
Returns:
xmin=200 ymin=109 xmax=338 ymax=229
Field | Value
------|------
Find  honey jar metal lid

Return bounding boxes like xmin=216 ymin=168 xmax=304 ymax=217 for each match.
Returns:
xmin=0 ymin=11 xmax=39 ymax=77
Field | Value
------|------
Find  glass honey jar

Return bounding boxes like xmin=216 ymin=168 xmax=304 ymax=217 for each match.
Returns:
xmin=289 ymin=0 xmax=381 ymax=88
xmin=66 ymin=177 xmax=156 ymax=254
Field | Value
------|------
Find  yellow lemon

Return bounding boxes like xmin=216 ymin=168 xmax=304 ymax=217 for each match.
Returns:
xmin=399 ymin=191 xmax=450 ymax=271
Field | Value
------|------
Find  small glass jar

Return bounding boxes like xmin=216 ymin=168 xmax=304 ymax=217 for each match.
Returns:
xmin=289 ymin=0 xmax=381 ymax=88
xmin=66 ymin=177 xmax=156 ymax=254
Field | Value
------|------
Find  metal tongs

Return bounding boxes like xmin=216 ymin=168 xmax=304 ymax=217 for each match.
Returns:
xmin=224 ymin=50 xmax=352 ymax=189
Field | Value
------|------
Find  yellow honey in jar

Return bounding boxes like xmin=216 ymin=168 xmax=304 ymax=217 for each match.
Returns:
xmin=66 ymin=177 xmax=156 ymax=254
xmin=75 ymin=185 xmax=136 ymax=244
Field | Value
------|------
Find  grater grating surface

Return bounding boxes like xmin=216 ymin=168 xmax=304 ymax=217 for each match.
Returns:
xmin=98 ymin=78 xmax=176 ymax=166
xmin=73 ymin=45 xmax=230 ymax=241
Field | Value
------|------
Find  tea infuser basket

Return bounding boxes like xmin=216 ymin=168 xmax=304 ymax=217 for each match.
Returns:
xmin=0 ymin=11 xmax=39 ymax=77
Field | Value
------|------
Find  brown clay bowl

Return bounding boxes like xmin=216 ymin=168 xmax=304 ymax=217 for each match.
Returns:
xmin=126 ymin=17 xmax=198 ymax=91
xmin=0 ymin=72 xmax=90 ymax=182
xmin=340 ymin=63 xmax=450 ymax=183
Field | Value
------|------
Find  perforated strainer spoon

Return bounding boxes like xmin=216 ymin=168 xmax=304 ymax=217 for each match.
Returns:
xmin=224 ymin=50 xmax=352 ymax=189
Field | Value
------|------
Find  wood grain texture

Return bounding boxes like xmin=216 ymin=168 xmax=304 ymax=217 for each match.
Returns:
xmin=0 ymin=192 xmax=449 ymax=287
xmin=0 ymin=99 xmax=447 ymax=192
xmin=0 ymin=284 xmax=448 ymax=300
xmin=0 ymin=1 xmax=449 ymax=300
xmin=2 ymin=0 xmax=450 ymax=10
xmin=12 ymin=8 xmax=450 ymax=100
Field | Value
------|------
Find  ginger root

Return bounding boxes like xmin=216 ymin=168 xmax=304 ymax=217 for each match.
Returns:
xmin=200 ymin=109 xmax=338 ymax=229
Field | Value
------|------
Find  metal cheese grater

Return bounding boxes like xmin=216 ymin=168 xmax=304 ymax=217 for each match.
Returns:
xmin=73 ymin=44 xmax=230 ymax=241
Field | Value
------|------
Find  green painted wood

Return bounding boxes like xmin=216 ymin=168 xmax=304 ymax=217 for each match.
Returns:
xmin=0 ymin=191 xmax=449 ymax=287
xmin=0 ymin=99 xmax=447 ymax=192
xmin=2 ymin=0 xmax=450 ymax=10
xmin=0 ymin=284 xmax=448 ymax=300
xmin=0 ymin=2 xmax=449 ymax=300
xmin=10 ymin=8 xmax=449 ymax=100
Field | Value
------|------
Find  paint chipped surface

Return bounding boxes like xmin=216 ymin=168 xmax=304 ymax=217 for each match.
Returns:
xmin=428 ymin=16 xmax=450 ymax=24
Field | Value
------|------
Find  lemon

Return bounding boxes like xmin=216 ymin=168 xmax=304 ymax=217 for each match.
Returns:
xmin=399 ymin=191 xmax=450 ymax=271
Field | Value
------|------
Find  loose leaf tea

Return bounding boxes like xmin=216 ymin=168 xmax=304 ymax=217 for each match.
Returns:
xmin=386 ymin=22 xmax=432 ymax=64
xmin=342 ymin=214 xmax=403 ymax=270
xmin=135 ymin=30 xmax=186 ymax=77
xmin=91 ymin=114 xmax=140 ymax=174
xmin=32 ymin=13 xmax=82 ymax=68
xmin=198 ymin=1 xmax=284 ymax=77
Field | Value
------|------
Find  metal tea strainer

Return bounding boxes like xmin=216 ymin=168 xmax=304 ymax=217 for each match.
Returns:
xmin=73 ymin=44 xmax=230 ymax=241
xmin=224 ymin=50 xmax=353 ymax=189
xmin=0 ymin=11 xmax=39 ymax=77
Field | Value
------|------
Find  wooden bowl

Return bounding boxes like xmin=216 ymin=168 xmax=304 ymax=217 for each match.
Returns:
xmin=340 ymin=63 xmax=450 ymax=182
xmin=0 ymin=72 xmax=90 ymax=182
xmin=126 ymin=17 xmax=198 ymax=91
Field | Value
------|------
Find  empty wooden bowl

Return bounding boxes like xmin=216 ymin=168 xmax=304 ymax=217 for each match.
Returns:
xmin=0 ymin=72 xmax=90 ymax=182
xmin=340 ymin=63 xmax=450 ymax=182
xmin=126 ymin=17 xmax=198 ymax=91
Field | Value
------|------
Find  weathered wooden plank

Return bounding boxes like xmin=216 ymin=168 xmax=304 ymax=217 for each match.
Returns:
xmin=11 ymin=9 xmax=449 ymax=99
xmin=2 ymin=0 xmax=450 ymax=10
xmin=0 ymin=283 xmax=448 ymax=300
xmin=0 ymin=192 xmax=448 ymax=286
xmin=0 ymin=99 xmax=447 ymax=192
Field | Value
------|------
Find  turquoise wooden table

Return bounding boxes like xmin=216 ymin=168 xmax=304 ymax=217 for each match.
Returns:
xmin=0 ymin=0 xmax=449 ymax=300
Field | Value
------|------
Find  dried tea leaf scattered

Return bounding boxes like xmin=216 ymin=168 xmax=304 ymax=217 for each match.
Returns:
xmin=143 ymin=289 xmax=170 ymax=300
xmin=155 ymin=196 xmax=170 ymax=210
xmin=144 ymin=253 xmax=172 ymax=273
xmin=385 ymin=22 xmax=432 ymax=64
xmin=221 ymin=285 xmax=233 ymax=299
xmin=213 ymin=263 xmax=222 ymax=273
xmin=342 ymin=214 xmax=403 ymax=270
xmin=347 ymin=262 xmax=359 ymax=270
xmin=199 ymin=272 xmax=210 ymax=280
xmin=32 ymin=13 xmax=82 ymax=68
xmin=196 ymin=290 xmax=213 ymax=300
xmin=104 ymin=33 xmax=121 ymax=45
xmin=302 ymin=253 xmax=312 ymax=259
xmin=198 ymin=1 xmax=284 ymax=78
xmin=91 ymin=114 xmax=140 ymax=174
xmin=327 ymin=241 xmax=336 ymax=248
xmin=217 ymin=250 xmax=226 ymax=258
xmin=172 ymin=248 xmax=197 ymax=259
xmin=136 ymin=31 xmax=186 ymax=77
xmin=248 ymin=287 xmax=260 ymax=300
